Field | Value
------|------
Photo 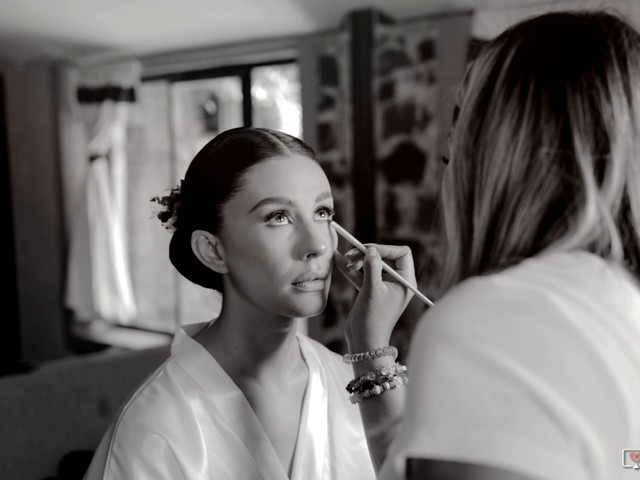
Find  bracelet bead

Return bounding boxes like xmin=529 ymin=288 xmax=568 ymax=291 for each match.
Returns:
xmin=345 ymin=362 xmax=407 ymax=394
xmin=342 ymin=346 xmax=398 ymax=365
xmin=346 ymin=363 xmax=409 ymax=404
xmin=348 ymin=372 xmax=408 ymax=404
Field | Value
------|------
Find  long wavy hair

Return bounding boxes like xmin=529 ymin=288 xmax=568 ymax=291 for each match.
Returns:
xmin=442 ymin=10 xmax=640 ymax=289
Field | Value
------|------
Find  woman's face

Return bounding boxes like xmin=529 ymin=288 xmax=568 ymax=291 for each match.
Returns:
xmin=218 ymin=154 xmax=338 ymax=319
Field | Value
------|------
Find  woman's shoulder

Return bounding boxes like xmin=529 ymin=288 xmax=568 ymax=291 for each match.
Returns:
xmin=110 ymin=357 xmax=201 ymax=434
xmin=414 ymin=249 xmax=640 ymax=356
xmin=427 ymin=250 xmax=634 ymax=320
xmin=419 ymin=269 xmax=531 ymax=336
xmin=85 ymin=358 xmax=206 ymax=479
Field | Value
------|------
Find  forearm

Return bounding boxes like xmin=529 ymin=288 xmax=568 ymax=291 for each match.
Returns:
xmin=337 ymin=244 xmax=416 ymax=472
xmin=346 ymin=329 xmax=407 ymax=472
xmin=351 ymin=356 xmax=406 ymax=472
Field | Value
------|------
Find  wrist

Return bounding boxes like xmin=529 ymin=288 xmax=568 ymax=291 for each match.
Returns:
xmin=350 ymin=355 xmax=397 ymax=377
xmin=345 ymin=320 xmax=391 ymax=353
xmin=343 ymin=345 xmax=398 ymax=364
xmin=343 ymin=344 xmax=399 ymax=376
xmin=346 ymin=361 xmax=408 ymax=404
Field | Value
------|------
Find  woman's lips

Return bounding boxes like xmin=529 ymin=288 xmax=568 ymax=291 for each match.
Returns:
xmin=292 ymin=279 xmax=327 ymax=292
xmin=292 ymin=271 xmax=329 ymax=292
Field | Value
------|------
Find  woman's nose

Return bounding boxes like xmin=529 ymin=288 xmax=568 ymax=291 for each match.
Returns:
xmin=298 ymin=223 xmax=330 ymax=260
xmin=304 ymin=242 xmax=327 ymax=259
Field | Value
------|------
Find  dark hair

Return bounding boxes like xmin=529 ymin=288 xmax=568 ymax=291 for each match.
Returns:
xmin=153 ymin=127 xmax=318 ymax=291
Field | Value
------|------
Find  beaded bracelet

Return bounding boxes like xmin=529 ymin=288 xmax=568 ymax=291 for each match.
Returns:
xmin=342 ymin=345 xmax=398 ymax=365
xmin=345 ymin=362 xmax=408 ymax=394
xmin=349 ymin=372 xmax=408 ymax=404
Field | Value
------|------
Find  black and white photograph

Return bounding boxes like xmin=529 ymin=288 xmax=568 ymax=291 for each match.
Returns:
xmin=1 ymin=0 xmax=639 ymax=479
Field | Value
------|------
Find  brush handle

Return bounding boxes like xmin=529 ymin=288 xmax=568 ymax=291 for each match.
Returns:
xmin=331 ymin=221 xmax=434 ymax=307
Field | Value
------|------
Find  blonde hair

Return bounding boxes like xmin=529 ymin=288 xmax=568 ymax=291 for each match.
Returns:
xmin=442 ymin=10 xmax=640 ymax=289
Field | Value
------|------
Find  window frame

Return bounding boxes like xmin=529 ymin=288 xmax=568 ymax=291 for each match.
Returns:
xmin=142 ymin=58 xmax=298 ymax=128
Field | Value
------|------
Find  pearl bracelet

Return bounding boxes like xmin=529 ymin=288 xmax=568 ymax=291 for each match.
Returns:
xmin=342 ymin=345 xmax=398 ymax=365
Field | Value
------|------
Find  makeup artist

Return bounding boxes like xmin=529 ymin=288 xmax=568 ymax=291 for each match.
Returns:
xmin=337 ymin=9 xmax=640 ymax=480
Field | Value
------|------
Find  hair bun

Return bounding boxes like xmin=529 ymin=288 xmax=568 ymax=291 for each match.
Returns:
xmin=151 ymin=181 xmax=183 ymax=232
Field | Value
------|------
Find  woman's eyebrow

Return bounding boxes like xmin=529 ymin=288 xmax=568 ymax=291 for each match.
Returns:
xmin=316 ymin=191 xmax=333 ymax=203
xmin=248 ymin=197 xmax=293 ymax=213
xmin=249 ymin=191 xmax=333 ymax=213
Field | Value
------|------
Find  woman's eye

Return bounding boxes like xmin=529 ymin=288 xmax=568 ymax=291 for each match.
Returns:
xmin=265 ymin=211 xmax=292 ymax=225
xmin=315 ymin=207 xmax=335 ymax=221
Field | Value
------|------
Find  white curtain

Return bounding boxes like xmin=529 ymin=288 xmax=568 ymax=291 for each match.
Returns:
xmin=59 ymin=60 xmax=140 ymax=324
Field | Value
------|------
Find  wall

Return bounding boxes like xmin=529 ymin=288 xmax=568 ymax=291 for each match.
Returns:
xmin=1 ymin=61 xmax=68 ymax=362
xmin=371 ymin=12 xmax=471 ymax=358
xmin=472 ymin=0 xmax=640 ymax=39
xmin=300 ymin=10 xmax=472 ymax=357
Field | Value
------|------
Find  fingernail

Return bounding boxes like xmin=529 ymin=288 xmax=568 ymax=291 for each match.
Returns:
xmin=366 ymin=247 xmax=377 ymax=257
xmin=345 ymin=248 xmax=358 ymax=257
xmin=347 ymin=259 xmax=363 ymax=271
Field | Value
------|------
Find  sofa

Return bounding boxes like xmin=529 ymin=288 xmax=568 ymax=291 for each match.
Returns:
xmin=0 ymin=345 xmax=170 ymax=480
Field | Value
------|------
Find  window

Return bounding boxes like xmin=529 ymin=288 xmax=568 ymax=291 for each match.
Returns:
xmin=127 ymin=61 xmax=302 ymax=333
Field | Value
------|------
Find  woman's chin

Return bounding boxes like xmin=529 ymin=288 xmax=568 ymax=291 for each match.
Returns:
xmin=288 ymin=295 xmax=328 ymax=319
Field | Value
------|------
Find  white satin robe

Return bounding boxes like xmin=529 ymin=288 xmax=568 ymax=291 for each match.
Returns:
xmin=83 ymin=322 xmax=375 ymax=480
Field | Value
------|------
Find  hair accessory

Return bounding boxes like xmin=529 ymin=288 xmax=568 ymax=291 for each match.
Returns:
xmin=346 ymin=362 xmax=408 ymax=404
xmin=342 ymin=345 xmax=398 ymax=365
xmin=151 ymin=181 xmax=183 ymax=232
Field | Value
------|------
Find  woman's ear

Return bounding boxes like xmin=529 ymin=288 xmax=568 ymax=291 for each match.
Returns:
xmin=191 ymin=230 xmax=228 ymax=274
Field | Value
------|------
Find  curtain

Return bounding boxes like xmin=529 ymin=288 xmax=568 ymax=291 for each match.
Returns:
xmin=60 ymin=60 xmax=140 ymax=324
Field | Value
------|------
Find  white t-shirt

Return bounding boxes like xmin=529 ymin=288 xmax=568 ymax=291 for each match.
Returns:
xmin=381 ymin=250 xmax=640 ymax=480
xmin=84 ymin=323 xmax=375 ymax=480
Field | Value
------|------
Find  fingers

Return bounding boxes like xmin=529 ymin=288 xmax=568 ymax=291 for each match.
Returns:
xmin=361 ymin=247 xmax=383 ymax=291
xmin=365 ymin=244 xmax=415 ymax=277
xmin=343 ymin=243 xmax=416 ymax=285
xmin=332 ymin=251 xmax=363 ymax=291
xmin=334 ymin=243 xmax=417 ymax=293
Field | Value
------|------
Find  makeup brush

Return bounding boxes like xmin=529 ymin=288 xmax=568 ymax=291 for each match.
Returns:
xmin=331 ymin=220 xmax=434 ymax=307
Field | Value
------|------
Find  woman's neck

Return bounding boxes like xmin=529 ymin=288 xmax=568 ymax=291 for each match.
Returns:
xmin=195 ymin=298 xmax=305 ymax=382
xmin=194 ymin=296 xmax=310 ymax=475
